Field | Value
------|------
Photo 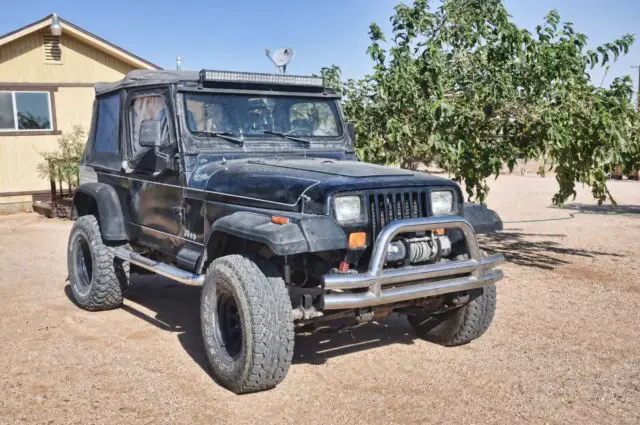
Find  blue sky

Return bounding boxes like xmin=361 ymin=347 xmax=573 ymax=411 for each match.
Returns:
xmin=2 ymin=0 xmax=639 ymax=88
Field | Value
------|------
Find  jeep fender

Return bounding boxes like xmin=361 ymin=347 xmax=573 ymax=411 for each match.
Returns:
xmin=72 ymin=183 xmax=127 ymax=241
xmin=463 ymin=203 xmax=503 ymax=234
xmin=203 ymin=211 xmax=348 ymax=259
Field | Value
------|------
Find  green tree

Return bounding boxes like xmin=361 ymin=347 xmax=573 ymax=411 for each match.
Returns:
xmin=37 ymin=125 xmax=86 ymax=191
xmin=328 ymin=0 xmax=639 ymax=205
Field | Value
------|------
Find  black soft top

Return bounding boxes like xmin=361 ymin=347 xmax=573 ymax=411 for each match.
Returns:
xmin=95 ymin=70 xmax=200 ymax=95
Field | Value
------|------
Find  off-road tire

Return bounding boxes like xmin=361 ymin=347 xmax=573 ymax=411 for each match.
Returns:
xmin=67 ymin=215 xmax=129 ymax=311
xmin=201 ymin=255 xmax=294 ymax=394
xmin=408 ymin=284 xmax=496 ymax=346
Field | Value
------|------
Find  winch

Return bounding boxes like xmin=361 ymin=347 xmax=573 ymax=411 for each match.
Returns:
xmin=385 ymin=233 xmax=452 ymax=265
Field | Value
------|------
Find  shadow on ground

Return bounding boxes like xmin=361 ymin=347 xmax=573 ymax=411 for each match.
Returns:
xmin=64 ymin=228 xmax=626 ymax=380
xmin=79 ymin=275 xmax=420 ymax=380
xmin=292 ymin=315 xmax=415 ymax=365
xmin=561 ymin=203 xmax=640 ymax=215
xmin=64 ymin=231 xmax=624 ymax=379
xmin=479 ymin=231 xmax=623 ymax=270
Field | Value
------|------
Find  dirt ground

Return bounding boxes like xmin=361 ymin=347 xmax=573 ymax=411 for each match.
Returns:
xmin=1 ymin=175 xmax=639 ymax=425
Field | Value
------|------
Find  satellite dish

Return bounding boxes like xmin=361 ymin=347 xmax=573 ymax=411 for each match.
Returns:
xmin=271 ymin=48 xmax=294 ymax=67
xmin=265 ymin=47 xmax=294 ymax=73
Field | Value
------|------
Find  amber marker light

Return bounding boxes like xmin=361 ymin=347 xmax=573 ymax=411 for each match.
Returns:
xmin=348 ymin=232 xmax=367 ymax=249
xmin=271 ymin=216 xmax=290 ymax=225
xmin=434 ymin=228 xmax=445 ymax=236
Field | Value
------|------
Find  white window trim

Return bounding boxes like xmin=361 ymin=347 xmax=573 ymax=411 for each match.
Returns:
xmin=0 ymin=90 xmax=54 ymax=132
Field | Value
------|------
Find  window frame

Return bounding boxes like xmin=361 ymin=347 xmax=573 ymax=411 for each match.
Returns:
xmin=0 ymin=88 xmax=59 ymax=136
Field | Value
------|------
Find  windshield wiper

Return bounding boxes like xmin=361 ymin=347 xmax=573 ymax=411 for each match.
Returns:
xmin=263 ymin=130 xmax=311 ymax=148
xmin=192 ymin=131 xmax=244 ymax=147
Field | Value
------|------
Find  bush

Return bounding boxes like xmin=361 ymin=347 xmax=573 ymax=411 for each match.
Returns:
xmin=37 ymin=125 xmax=86 ymax=192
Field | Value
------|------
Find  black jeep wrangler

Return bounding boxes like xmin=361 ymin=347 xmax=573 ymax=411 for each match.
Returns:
xmin=68 ymin=69 xmax=505 ymax=394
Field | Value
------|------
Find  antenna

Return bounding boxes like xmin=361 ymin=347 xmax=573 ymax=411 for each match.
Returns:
xmin=265 ymin=47 xmax=294 ymax=74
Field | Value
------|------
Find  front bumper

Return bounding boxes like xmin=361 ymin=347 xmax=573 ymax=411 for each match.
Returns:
xmin=321 ymin=216 xmax=505 ymax=310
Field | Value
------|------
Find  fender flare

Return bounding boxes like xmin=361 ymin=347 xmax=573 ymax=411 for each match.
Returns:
xmin=200 ymin=212 xmax=348 ymax=270
xmin=73 ymin=183 xmax=127 ymax=241
xmin=206 ymin=212 xmax=310 ymax=257
xmin=463 ymin=203 xmax=503 ymax=234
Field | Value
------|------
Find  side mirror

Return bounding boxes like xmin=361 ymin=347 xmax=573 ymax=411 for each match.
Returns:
xmin=346 ymin=122 xmax=356 ymax=143
xmin=139 ymin=120 xmax=163 ymax=147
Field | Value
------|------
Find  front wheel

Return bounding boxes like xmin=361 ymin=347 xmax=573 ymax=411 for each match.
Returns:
xmin=408 ymin=284 xmax=496 ymax=346
xmin=67 ymin=215 xmax=129 ymax=311
xmin=201 ymin=255 xmax=294 ymax=394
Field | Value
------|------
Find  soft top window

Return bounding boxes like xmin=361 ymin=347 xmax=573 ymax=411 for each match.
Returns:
xmin=130 ymin=95 xmax=169 ymax=157
xmin=94 ymin=93 xmax=121 ymax=154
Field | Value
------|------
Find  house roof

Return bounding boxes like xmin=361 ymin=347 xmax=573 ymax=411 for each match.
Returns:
xmin=0 ymin=14 xmax=161 ymax=70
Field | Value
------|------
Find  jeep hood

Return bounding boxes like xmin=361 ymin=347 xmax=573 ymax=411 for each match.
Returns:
xmin=188 ymin=158 xmax=457 ymax=212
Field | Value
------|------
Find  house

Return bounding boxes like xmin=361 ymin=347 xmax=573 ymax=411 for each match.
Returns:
xmin=0 ymin=14 xmax=161 ymax=213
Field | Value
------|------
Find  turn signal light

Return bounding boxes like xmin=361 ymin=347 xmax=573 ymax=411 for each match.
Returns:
xmin=348 ymin=232 xmax=367 ymax=249
xmin=271 ymin=216 xmax=290 ymax=225
xmin=338 ymin=261 xmax=350 ymax=273
xmin=434 ymin=228 xmax=445 ymax=236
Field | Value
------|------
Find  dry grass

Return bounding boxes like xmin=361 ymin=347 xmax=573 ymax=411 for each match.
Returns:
xmin=0 ymin=175 xmax=639 ymax=425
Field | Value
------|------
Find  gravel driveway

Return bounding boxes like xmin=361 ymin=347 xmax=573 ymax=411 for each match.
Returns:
xmin=1 ymin=175 xmax=639 ymax=424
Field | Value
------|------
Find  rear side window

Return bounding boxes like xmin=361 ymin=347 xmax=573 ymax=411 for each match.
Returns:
xmin=94 ymin=94 xmax=121 ymax=153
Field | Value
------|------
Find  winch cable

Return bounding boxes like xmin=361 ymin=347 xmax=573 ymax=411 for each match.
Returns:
xmin=501 ymin=212 xmax=579 ymax=224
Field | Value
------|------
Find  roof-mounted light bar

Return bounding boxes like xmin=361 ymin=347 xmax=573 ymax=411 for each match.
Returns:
xmin=199 ymin=70 xmax=324 ymax=88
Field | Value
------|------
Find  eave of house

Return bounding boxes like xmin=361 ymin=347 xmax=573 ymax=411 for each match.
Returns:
xmin=0 ymin=14 xmax=162 ymax=70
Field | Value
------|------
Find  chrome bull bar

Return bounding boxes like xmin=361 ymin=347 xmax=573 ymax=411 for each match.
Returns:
xmin=322 ymin=216 xmax=505 ymax=310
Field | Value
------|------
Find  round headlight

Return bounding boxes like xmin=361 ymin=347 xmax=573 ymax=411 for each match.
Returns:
xmin=430 ymin=191 xmax=453 ymax=216
xmin=334 ymin=196 xmax=363 ymax=223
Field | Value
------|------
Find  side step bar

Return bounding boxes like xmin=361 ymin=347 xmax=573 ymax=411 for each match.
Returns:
xmin=115 ymin=247 xmax=204 ymax=285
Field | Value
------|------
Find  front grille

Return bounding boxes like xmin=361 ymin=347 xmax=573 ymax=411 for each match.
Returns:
xmin=367 ymin=189 xmax=430 ymax=240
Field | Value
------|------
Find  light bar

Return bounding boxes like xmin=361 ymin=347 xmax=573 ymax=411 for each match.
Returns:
xmin=200 ymin=70 xmax=324 ymax=87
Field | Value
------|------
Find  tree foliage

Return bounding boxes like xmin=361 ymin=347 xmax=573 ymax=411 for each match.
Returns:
xmin=37 ymin=125 xmax=86 ymax=190
xmin=326 ymin=0 xmax=640 ymax=204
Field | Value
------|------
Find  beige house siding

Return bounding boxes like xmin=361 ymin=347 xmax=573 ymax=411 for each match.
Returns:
xmin=0 ymin=29 xmax=135 ymax=83
xmin=0 ymin=24 xmax=149 ymax=209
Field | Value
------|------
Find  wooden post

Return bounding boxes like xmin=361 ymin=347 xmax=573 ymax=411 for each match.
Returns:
xmin=48 ymin=160 xmax=57 ymax=214
xmin=58 ymin=172 xmax=63 ymax=199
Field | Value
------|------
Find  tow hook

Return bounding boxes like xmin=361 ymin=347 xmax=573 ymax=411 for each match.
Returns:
xmin=451 ymin=293 xmax=470 ymax=306
xmin=292 ymin=306 xmax=323 ymax=321
xmin=355 ymin=309 xmax=375 ymax=323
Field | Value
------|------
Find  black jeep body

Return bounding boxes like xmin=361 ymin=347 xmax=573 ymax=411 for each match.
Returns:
xmin=67 ymin=70 xmax=504 ymax=394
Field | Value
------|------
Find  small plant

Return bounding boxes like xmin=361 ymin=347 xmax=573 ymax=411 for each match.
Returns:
xmin=37 ymin=125 xmax=86 ymax=192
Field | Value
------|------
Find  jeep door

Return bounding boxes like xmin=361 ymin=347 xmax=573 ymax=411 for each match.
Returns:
xmin=124 ymin=89 xmax=184 ymax=255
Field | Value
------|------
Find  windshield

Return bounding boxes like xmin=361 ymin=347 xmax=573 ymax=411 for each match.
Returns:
xmin=184 ymin=93 xmax=343 ymax=144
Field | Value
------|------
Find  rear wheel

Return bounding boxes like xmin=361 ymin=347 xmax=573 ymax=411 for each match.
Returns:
xmin=67 ymin=215 xmax=129 ymax=311
xmin=201 ymin=255 xmax=294 ymax=394
xmin=408 ymin=284 xmax=496 ymax=346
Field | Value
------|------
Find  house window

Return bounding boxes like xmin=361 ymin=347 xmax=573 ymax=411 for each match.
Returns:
xmin=0 ymin=91 xmax=53 ymax=132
